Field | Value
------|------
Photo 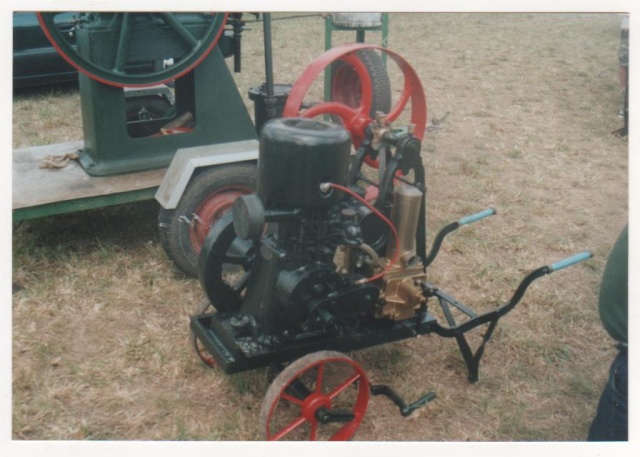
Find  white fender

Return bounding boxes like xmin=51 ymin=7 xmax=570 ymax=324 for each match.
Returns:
xmin=155 ymin=139 xmax=259 ymax=209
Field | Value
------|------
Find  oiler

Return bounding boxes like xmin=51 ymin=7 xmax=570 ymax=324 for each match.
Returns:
xmin=378 ymin=184 xmax=427 ymax=320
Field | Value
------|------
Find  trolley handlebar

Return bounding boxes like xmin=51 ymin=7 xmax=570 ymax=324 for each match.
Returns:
xmin=425 ymin=207 xmax=496 ymax=267
xmin=428 ymin=249 xmax=594 ymax=337
xmin=457 ymin=208 xmax=496 ymax=226
xmin=548 ymin=251 xmax=593 ymax=272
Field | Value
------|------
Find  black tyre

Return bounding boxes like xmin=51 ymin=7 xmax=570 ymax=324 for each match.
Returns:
xmin=158 ymin=162 xmax=257 ymax=277
xmin=330 ymin=48 xmax=391 ymax=117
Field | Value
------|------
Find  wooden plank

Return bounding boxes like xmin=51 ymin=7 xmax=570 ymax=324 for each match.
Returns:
xmin=13 ymin=141 xmax=167 ymax=210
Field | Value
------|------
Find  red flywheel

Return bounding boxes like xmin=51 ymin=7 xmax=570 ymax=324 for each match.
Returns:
xmin=283 ymin=43 xmax=427 ymax=165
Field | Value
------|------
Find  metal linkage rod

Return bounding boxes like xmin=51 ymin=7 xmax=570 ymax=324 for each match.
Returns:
xmin=262 ymin=13 xmax=276 ymax=121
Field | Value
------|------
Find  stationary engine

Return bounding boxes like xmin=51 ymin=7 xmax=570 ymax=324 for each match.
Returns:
xmin=199 ymin=117 xmax=426 ymax=349
xmin=190 ymin=44 xmax=592 ymax=441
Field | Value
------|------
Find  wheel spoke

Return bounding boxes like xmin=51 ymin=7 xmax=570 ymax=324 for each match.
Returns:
xmin=160 ymin=13 xmax=199 ymax=48
xmin=328 ymin=372 xmax=361 ymax=400
xmin=280 ymin=392 xmax=304 ymax=406
xmin=113 ymin=13 xmax=133 ymax=73
xmin=271 ymin=416 xmax=307 ymax=441
xmin=302 ymin=102 xmax=360 ymax=121
xmin=385 ymin=81 xmax=412 ymax=123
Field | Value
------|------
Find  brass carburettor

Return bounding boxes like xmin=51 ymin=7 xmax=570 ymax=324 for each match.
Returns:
xmin=378 ymin=184 xmax=427 ymax=321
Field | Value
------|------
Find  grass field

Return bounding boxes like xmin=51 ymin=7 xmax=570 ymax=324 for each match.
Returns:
xmin=11 ymin=13 xmax=628 ymax=442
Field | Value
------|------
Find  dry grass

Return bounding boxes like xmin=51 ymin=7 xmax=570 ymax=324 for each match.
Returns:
xmin=11 ymin=13 xmax=627 ymax=442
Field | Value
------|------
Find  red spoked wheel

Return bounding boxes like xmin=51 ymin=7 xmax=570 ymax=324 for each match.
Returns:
xmin=283 ymin=43 xmax=427 ymax=167
xmin=260 ymin=351 xmax=370 ymax=441
xmin=190 ymin=298 xmax=217 ymax=368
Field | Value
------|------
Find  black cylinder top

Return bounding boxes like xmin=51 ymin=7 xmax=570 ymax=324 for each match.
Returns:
xmin=257 ymin=118 xmax=351 ymax=208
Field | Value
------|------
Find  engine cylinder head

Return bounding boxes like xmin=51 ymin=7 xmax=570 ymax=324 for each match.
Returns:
xmin=257 ymin=118 xmax=351 ymax=208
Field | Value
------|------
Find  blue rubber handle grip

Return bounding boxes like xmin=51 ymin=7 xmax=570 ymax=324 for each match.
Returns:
xmin=549 ymin=251 xmax=593 ymax=272
xmin=458 ymin=208 xmax=496 ymax=226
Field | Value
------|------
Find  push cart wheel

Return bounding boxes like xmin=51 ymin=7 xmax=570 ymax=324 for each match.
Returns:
xmin=260 ymin=351 xmax=370 ymax=441
xmin=190 ymin=297 xmax=217 ymax=368
xmin=283 ymin=43 xmax=427 ymax=161
xmin=158 ymin=163 xmax=257 ymax=278
xmin=37 ymin=12 xmax=228 ymax=88
xmin=330 ymin=49 xmax=391 ymax=118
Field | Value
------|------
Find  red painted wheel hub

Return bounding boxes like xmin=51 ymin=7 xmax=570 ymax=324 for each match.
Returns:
xmin=283 ymin=43 xmax=427 ymax=168
xmin=189 ymin=186 xmax=253 ymax=253
xmin=301 ymin=392 xmax=333 ymax=423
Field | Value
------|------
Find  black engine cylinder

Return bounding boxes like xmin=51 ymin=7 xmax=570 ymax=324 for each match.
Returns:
xmin=257 ymin=118 xmax=351 ymax=208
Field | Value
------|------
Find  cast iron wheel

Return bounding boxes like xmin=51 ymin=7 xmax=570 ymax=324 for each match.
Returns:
xmin=198 ymin=212 xmax=257 ymax=312
xmin=158 ymin=163 xmax=257 ymax=278
xmin=37 ymin=12 xmax=228 ymax=88
xmin=260 ymin=351 xmax=370 ymax=441
xmin=330 ymin=48 xmax=391 ymax=118
xmin=283 ymin=43 xmax=427 ymax=155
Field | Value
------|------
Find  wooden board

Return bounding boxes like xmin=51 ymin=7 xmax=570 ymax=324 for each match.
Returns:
xmin=13 ymin=141 xmax=167 ymax=210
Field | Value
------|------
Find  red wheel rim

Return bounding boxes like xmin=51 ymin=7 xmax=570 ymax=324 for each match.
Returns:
xmin=189 ymin=186 xmax=253 ymax=254
xmin=262 ymin=352 xmax=370 ymax=441
xmin=190 ymin=299 xmax=218 ymax=368
xmin=283 ymin=43 xmax=427 ymax=169
xmin=193 ymin=338 xmax=217 ymax=368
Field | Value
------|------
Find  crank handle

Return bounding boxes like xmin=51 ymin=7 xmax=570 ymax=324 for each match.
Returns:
xmin=371 ymin=384 xmax=437 ymax=417
xmin=400 ymin=391 xmax=437 ymax=417
xmin=548 ymin=251 xmax=593 ymax=272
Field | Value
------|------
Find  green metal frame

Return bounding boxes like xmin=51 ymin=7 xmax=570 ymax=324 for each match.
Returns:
xmin=78 ymin=47 xmax=257 ymax=177
xmin=12 ymin=187 xmax=158 ymax=223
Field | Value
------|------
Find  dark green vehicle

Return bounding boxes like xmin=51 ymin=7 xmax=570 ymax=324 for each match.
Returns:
xmin=13 ymin=12 xmax=78 ymax=88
